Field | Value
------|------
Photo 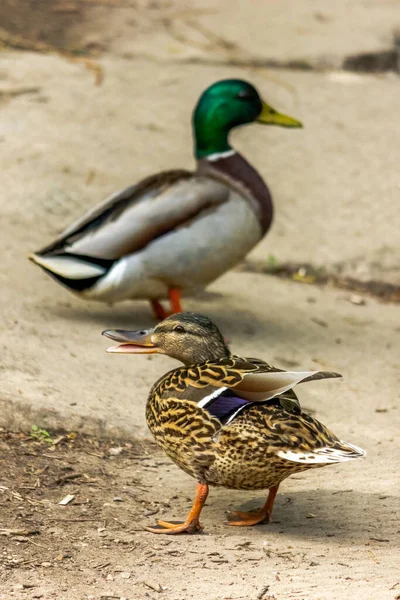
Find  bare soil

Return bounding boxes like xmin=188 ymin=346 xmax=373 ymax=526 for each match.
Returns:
xmin=0 ymin=0 xmax=93 ymax=53
xmin=1 ymin=430 xmax=399 ymax=600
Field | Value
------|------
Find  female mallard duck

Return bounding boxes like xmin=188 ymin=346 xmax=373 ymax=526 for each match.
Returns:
xmin=30 ymin=79 xmax=302 ymax=319
xmin=103 ymin=313 xmax=365 ymax=534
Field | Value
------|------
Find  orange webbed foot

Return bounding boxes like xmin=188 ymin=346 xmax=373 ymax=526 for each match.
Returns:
xmin=145 ymin=519 xmax=203 ymax=535
xmin=227 ymin=509 xmax=271 ymax=527
xmin=227 ymin=486 xmax=279 ymax=527
xmin=145 ymin=483 xmax=208 ymax=535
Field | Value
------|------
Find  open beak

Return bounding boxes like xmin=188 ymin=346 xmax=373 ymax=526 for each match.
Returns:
xmin=102 ymin=328 xmax=158 ymax=354
xmin=257 ymin=101 xmax=303 ymax=128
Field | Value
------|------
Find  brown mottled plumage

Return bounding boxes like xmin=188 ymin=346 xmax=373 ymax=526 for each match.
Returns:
xmin=103 ymin=313 xmax=365 ymax=534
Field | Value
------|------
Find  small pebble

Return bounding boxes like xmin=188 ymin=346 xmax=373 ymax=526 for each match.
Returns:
xmin=58 ymin=494 xmax=75 ymax=506
xmin=120 ymin=572 xmax=131 ymax=579
xmin=108 ymin=447 xmax=123 ymax=456
xmin=113 ymin=497 xmax=123 ymax=502
xmin=349 ymin=294 xmax=365 ymax=306
xmin=41 ymin=562 xmax=52 ymax=568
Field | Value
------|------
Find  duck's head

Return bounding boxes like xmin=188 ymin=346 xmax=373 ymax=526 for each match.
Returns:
xmin=193 ymin=78 xmax=302 ymax=159
xmin=103 ymin=312 xmax=230 ymax=366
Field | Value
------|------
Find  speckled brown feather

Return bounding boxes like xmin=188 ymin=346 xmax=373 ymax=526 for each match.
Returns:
xmin=149 ymin=355 xmax=280 ymax=398
xmin=145 ymin=356 xmax=356 ymax=491
xmin=207 ymin=402 xmax=342 ymax=489
xmin=146 ymin=396 xmax=220 ymax=481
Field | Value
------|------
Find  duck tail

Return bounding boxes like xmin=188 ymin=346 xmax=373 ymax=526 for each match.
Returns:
xmin=29 ymin=252 xmax=114 ymax=292
xmin=316 ymin=439 xmax=366 ymax=463
xmin=277 ymin=440 xmax=366 ymax=465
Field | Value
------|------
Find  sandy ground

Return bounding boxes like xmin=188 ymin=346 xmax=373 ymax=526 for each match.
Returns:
xmin=1 ymin=428 xmax=399 ymax=600
xmin=1 ymin=1 xmax=400 ymax=599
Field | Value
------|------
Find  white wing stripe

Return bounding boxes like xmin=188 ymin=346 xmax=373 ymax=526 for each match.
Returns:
xmin=197 ymin=387 xmax=227 ymax=409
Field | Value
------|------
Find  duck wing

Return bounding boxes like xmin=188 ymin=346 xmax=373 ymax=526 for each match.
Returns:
xmin=31 ymin=170 xmax=230 ymax=278
xmin=154 ymin=356 xmax=341 ymax=421
xmin=232 ymin=357 xmax=341 ymax=404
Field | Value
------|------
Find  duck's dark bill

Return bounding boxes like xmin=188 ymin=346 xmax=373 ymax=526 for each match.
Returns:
xmin=106 ymin=344 xmax=158 ymax=354
xmin=102 ymin=328 xmax=157 ymax=354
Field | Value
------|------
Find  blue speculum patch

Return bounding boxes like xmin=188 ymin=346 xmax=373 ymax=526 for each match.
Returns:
xmin=203 ymin=390 xmax=250 ymax=424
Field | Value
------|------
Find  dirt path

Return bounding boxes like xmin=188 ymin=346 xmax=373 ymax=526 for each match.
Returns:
xmin=1 ymin=1 xmax=400 ymax=599
xmin=1 ymin=430 xmax=398 ymax=600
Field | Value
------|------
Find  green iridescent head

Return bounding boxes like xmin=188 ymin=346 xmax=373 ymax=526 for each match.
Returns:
xmin=192 ymin=79 xmax=302 ymax=159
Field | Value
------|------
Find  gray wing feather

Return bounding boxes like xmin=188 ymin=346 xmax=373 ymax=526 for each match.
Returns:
xmin=37 ymin=170 xmax=230 ymax=260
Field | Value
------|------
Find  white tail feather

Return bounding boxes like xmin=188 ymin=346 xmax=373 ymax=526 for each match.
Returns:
xmin=277 ymin=441 xmax=366 ymax=465
xmin=30 ymin=254 xmax=106 ymax=280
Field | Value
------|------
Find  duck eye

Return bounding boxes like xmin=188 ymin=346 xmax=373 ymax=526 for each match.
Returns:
xmin=237 ymin=89 xmax=252 ymax=100
xmin=174 ymin=325 xmax=185 ymax=333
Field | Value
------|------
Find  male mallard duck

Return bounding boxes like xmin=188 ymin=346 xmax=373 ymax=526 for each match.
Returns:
xmin=102 ymin=313 xmax=365 ymax=534
xmin=30 ymin=79 xmax=302 ymax=319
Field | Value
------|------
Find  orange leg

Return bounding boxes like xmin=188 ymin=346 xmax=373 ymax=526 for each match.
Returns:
xmin=149 ymin=288 xmax=182 ymax=321
xmin=145 ymin=483 xmax=208 ymax=535
xmin=168 ymin=288 xmax=182 ymax=314
xmin=150 ymin=299 xmax=168 ymax=321
xmin=227 ymin=485 xmax=279 ymax=527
